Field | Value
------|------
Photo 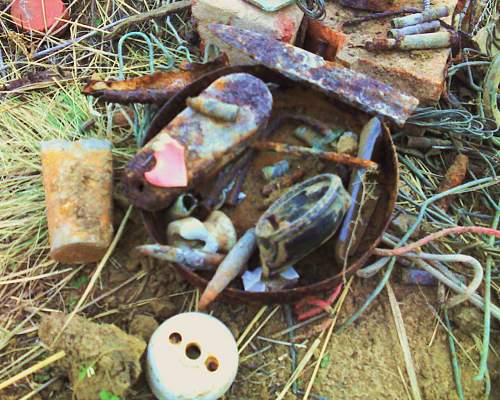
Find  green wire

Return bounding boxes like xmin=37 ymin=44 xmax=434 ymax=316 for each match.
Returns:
xmin=444 ymin=309 xmax=465 ymax=400
xmin=116 ymin=30 xmax=182 ymax=146
xmin=474 ymin=201 xmax=500 ymax=381
xmin=336 ymin=176 xmax=498 ymax=334
xmin=335 ymin=258 xmax=395 ymax=334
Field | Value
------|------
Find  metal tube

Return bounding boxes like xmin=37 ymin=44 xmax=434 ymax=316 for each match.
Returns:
xmin=366 ymin=32 xmax=458 ymax=51
xmin=391 ymin=6 xmax=449 ymax=28
xmin=388 ymin=20 xmax=441 ymax=39
xmin=399 ymin=31 xmax=458 ymax=50
xmin=165 ymin=193 xmax=198 ymax=221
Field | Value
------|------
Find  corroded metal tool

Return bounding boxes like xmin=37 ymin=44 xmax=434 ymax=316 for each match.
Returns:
xmin=208 ymin=23 xmax=419 ymax=126
xmin=123 ymin=72 xmax=273 ymax=211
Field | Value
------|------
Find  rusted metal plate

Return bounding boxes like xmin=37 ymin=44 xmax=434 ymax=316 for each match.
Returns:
xmin=139 ymin=66 xmax=399 ymax=304
xmin=82 ymin=59 xmax=224 ymax=104
xmin=208 ymin=23 xmax=419 ymax=126
xmin=123 ymin=73 xmax=273 ymax=211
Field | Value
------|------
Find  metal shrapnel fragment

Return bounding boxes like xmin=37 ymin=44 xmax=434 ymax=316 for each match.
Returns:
xmin=208 ymin=24 xmax=419 ymax=126
xmin=82 ymin=59 xmax=224 ymax=104
xmin=262 ymin=160 xmax=290 ymax=181
xmin=253 ymin=141 xmax=379 ymax=170
xmin=339 ymin=0 xmax=396 ymax=12
xmin=391 ymin=6 xmax=449 ymax=28
xmin=261 ymin=170 xmax=306 ymax=197
xmin=256 ymin=174 xmax=351 ymax=277
xmin=406 ymin=136 xmax=452 ymax=150
xmin=437 ymin=154 xmax=469 ymax=212
xmin=134 ymin=244 xmax=224 ymax=271
xmin=123 ymin=73 xmax=273 ymax=211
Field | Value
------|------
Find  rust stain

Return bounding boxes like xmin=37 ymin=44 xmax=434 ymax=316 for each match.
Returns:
xmin=208 ymin=24 xmax=419 ymax=126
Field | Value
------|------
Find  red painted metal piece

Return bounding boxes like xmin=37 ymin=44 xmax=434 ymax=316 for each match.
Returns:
xmin=11 ymin=0 xmax=68 ymax=34
xmin=144 ymin=139 xmax=188 ymax=188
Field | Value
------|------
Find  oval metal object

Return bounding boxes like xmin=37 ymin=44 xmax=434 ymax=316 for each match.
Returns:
xmin=123 ymin=72 xmax=273 ymax=211
xmin=256 ymin=174 xmax=351 ymax=277
xmin=140 ymin=65 xmax=399 ymax=304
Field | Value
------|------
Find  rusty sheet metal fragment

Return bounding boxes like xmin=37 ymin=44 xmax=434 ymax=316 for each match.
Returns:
xmin=82 ymin=59 xmax=224 ymax=104
xmin=123 ymin=72 xmax=273 ymax=211
xmin=208 ymin=24 xmax=419 ymax=126
xmin=339 ymin=0 xmax=396 ymax=12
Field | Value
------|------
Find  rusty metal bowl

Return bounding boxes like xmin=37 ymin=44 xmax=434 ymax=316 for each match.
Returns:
xmin=140 ymin=65 xmax=398 ymax=304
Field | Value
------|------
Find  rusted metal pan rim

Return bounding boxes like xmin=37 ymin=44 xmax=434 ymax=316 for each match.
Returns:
xmin=141 ymin=65 xmax=399 ymax=304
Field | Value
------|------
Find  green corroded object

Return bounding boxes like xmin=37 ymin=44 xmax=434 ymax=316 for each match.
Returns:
xmin=399 ymin=31 xmax=456 ymax=50
xmin=256 ymin=173 xmax=351 ymax=277
xmin=262 ymin=160 xmax=290 ymax=181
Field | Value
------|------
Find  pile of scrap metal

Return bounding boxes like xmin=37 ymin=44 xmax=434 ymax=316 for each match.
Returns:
xmin=81 ymin=17 xmax=419 ymax=307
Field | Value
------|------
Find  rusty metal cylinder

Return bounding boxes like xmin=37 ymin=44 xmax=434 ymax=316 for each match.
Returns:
xmin=391 ymin=6 xmax=449 ymax=28
xmin=366 ymin=31 xmax=457 ymax=51
xmin=41 ymin=139 xmax=113 ymax=264
xmin=398 ymin=31 xmax=457 ymax=50
xmin=388 ymin=20 xmax=441 ymax=39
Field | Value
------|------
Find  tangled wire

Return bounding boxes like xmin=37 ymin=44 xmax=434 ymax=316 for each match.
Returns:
xmin=296 ymin=0 xmax=326 ymax=20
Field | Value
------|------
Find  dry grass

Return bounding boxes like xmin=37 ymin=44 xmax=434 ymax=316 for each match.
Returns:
xmin=0 ymin=1 xmax=196 ymax=396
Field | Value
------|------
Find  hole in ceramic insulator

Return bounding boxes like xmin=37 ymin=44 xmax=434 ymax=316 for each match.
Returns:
xmin=169 ymin=332 xmax=182 ymax=344
xmin=205 ymin=356 xmax=219 ymax=372
xmin=185 ymin=343 xmax=201 ymax=360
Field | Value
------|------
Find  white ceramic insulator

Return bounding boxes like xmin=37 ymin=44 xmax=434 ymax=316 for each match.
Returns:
xmin=147 ymin=312 xmax=239 ymax=400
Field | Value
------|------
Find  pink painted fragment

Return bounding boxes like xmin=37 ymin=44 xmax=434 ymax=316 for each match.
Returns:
xmin=144 ymin=139 xmax=188 ymax=188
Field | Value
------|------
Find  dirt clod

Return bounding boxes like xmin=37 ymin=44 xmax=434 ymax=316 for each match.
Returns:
xmin=129 ymin=314 xmax=159 ymax=341
xmin=149 ymin=297 xmax=178 ymax=320
xmin=38 ymin=313 xmax=146 ymax=400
